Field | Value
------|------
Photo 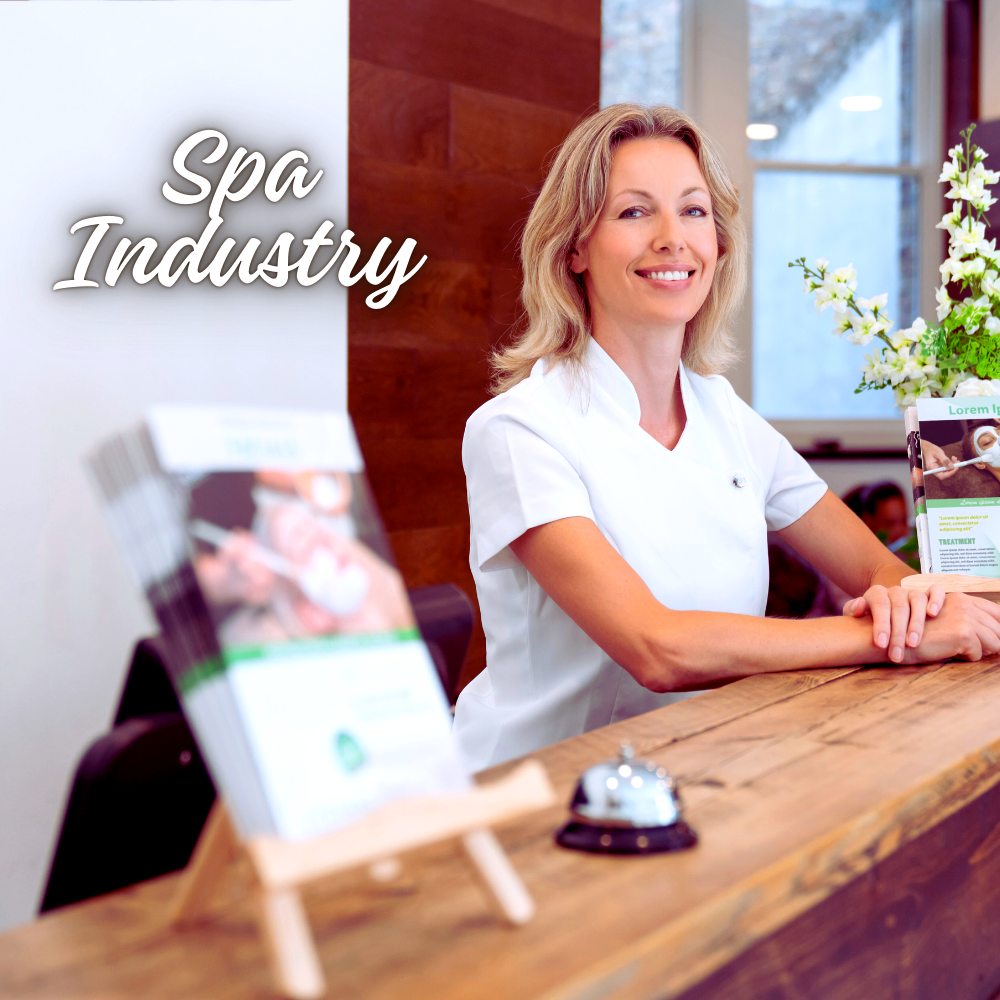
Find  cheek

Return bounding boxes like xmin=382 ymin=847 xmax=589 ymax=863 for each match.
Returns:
xmin=699 ymin=232 xmax=720 ymax=282
xmin=589 ymin=230 xmax=634 ymax=276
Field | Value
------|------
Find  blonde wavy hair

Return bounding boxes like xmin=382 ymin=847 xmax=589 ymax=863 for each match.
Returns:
xmin=491 ymin=104 xmax=748 ymax=394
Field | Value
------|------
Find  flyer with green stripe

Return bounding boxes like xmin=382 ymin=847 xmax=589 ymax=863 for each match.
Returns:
xmin=916 ymin=397 xmax=1000 ymax=577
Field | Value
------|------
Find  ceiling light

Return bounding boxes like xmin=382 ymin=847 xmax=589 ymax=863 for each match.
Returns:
xmin=840 ymin=96 xmax=883 ymax=112
xmin=746 ymin=123 xmax=778 ymax=140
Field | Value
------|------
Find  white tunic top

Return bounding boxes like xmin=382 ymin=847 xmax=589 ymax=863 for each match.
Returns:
xmin=453 ymin=338 xmax=827 ymax=771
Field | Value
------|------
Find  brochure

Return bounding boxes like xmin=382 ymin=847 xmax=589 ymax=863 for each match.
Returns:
xmin=88 ymin=406 xmax=468 ymax=842
xmin=910 ymin=397 xmax=1000 ymax=577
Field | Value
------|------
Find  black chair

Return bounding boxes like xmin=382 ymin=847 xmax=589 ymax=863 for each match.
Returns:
xmin=40 ymin=583 xmax=475 ymax=912
xmin=39 ymin=711 xmax=215 ymax=912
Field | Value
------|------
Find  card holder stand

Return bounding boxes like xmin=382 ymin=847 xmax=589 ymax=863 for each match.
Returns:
xmin=169 ymin=760 xmax=556 ymax=999
xmin=902 ymin=573 xmax=1000 ymax=602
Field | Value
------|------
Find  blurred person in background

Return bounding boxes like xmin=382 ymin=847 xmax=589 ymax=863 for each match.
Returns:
xmin=768 ymin=481 xmax=912 ymax=619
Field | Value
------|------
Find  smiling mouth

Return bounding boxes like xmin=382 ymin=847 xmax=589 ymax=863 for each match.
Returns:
xmin=637 ymin=269 xmax=695 ymax=282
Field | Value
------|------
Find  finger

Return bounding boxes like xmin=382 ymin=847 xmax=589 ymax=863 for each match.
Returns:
xmin=973 ymin=622 xmax=998 ymax=658
xmin=843 ymin=596 xmax=867 ymax=617
xmin=970 ymin=605 xmax=1000 ymax=638
xmin=888 ymin=591 xmax=911 ymax=662
xmin=868 ymin=588 xmax=891 ymax=651
xmin=926 ymin=584 xmax=946 ymax=617
xmin=969 ymin=595 xmax=1000 ymax=623
xmin=905 ymin=590 xmax=928 ymax=647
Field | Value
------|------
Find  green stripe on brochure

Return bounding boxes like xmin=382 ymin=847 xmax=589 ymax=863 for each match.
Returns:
xmin=926 ymin=498 xmax=1000 ymax=508
xmin=177 ymin=627 xmax=423 ymax=695
xmin=223 ymin=627 xmax=422 ymax=664
xmin=177 ymin=656 xmax=226 ymax=695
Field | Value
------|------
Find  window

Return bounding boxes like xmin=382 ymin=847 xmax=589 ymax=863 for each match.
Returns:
xmin=599 ymin=0 xmax=943 ymax=448
xmin=601 ymin=0 xmax=684 ymax=108
xmin=750 ymin=0 xmax=918 ymax=422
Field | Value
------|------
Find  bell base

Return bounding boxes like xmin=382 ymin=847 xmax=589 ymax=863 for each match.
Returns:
xmin=555 ymin=820 xmax=697 ymax=855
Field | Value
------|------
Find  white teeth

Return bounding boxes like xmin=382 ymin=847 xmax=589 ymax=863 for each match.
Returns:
xmin=645 ymin=270 xmax=690 ymax=281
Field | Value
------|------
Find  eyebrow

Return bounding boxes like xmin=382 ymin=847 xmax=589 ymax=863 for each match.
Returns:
xmin=612 ymin=186 xmax=711 ymax=200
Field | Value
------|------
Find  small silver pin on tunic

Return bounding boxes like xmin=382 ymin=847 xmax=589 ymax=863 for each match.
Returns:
xmin=731 ymin=472 xmax=746 ymax=489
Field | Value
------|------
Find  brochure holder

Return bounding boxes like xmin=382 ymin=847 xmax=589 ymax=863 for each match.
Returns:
xmin=170 ymin=760 xmax=556 ymax=1000
xmin=902 ymin=573 xmax=1000 ymax=601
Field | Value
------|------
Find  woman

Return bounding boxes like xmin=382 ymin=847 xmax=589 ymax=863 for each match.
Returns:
xmin=453 ymin=105 xmax=1000 ymax=771
xmin=842 ymin=481 xmax=909 ymax=546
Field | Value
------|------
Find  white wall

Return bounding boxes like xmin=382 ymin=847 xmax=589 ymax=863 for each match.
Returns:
xmin=0 ymin=1 xmax=348 ymax=929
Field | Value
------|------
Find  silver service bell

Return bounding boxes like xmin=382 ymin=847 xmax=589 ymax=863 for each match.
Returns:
xmin=555 ymin=741 xmax=697 ymax=854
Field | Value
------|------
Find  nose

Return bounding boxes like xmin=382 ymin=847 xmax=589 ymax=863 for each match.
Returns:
xmin=653 ymin=210 xmax=686 ymax=254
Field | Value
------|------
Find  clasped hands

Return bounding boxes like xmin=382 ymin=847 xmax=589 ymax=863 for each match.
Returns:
xmin=844 ymin=583 xmax=1000 ymax=663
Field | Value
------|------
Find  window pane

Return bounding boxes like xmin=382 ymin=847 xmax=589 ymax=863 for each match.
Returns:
xmin=748 ymin=0 xmax=913 ymax=165
xmin=601 ymin=0 xmax=683 ymax=108
xmin=752 ymin=170 xmax=915 ymax=419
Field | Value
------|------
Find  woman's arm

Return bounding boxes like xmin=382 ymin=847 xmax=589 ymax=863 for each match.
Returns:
xmin=777 ymin=490 xmax=911 ymax=592
xmin=509 ymin=514 xmax=1000 ymax=693
xmin=777 ymin=490 xmax=945 ymax=661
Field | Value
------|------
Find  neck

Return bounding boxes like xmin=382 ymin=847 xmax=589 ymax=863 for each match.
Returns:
xmin=591 ymin=312 xmax=687 ymax=449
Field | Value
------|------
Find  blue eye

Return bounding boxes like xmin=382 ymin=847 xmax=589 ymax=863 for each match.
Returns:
xmin=685 ymin=205 xmax=709 ymax=217
xmin=619 ymin=207 xmax=644 ymax=219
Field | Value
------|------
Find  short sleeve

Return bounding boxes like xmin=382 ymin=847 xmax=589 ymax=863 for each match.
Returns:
xmin=729 ymin=392 xmax=828 ymax=530
xmin=463 ymin=398 xmax=595 ymax=572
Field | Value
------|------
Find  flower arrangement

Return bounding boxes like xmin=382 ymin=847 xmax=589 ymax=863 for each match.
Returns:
xmin=790 ymin=125 xmax=1000 ymax=406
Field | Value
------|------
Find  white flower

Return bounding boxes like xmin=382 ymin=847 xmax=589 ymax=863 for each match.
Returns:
xmin=829 ymin=264 xmax=857 ymax=288
xmin=813 ymin=284 xmax=836 ymax=311
xmin=935 ymin=286 xmax=953 ymax=321
xmin=894 ymin=377 xmax=933 ymax=409
xmin=936 ymin=206 xmax=962 ymax=234
xmin=856 ymin=293 xmax=889 ymax=313
xmin=938 ymin=369 xmax=971 ymax=397
xmin=814 ymin=257 xmax=829 ymax=272
xmin=950 ymin=218 xmax=989 ymax=256
xmin=940 ymin=258 xmax=962 ymax=282
xmin=971 ymin=160 xmax=1000 ymax=186
xmin=941 ymin=256 xmax=987 ymax=281
xmin=986 ymin=315 xmax=1000 ymax=335
xmin=939 ymin=157 xmax=962 ymax=184
xmin=830 ymin=301 xmax=853 ymax=337
xmin=890 ymin=324 xmax=922 ymax=349
xmin=953 ymin=376 xmax=1000 ymax=396
xmin=860 ymin=353 xmax=885 ymax=385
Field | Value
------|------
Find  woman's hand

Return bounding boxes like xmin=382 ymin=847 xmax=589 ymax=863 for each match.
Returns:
xmin=901 ymin=592 xmax=1000 ymax=663
xmin=843 ymin=582 xmax=947 ymax=662
xmin=922 ymin=440 xmax=959 ymax=480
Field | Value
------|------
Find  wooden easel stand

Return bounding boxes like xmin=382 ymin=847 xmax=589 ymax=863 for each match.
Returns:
xmin=171 ymin=760 xmax=555 ymax=1000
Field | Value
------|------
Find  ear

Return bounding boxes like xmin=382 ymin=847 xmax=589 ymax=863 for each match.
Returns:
xmin=569 ymin=242 xmax=588 ymax=275
xmin=975 ymin=461 xmax=988 ymax=470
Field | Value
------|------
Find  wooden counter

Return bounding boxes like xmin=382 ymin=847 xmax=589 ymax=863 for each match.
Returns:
xmin=5 ymin=658 xmax=1000 ymax=1000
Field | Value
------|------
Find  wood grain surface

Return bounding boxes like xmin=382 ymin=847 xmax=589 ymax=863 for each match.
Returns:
xmin=347 ymin=0 xmax=600 ymax=694
xmin=5 ymin=659 xmax=1000 ymax=1000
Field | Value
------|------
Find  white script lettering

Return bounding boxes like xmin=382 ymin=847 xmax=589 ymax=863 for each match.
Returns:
xmin=53 ymin=129 xmax=424 ymax=309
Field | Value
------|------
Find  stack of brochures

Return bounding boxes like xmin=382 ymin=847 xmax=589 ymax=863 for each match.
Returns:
xmin=906 ymin=397 xmax=1000 ymax=578
xmin=89 ymin=405 xmax=467 ymax=842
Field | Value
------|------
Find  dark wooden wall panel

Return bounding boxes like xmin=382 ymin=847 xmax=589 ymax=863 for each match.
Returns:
xmin=348 ymin=0 xmax=600 ymax=692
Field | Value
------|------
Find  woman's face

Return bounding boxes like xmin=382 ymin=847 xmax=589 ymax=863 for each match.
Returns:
xmin=571 ymin=137 xmax=719 ymax=336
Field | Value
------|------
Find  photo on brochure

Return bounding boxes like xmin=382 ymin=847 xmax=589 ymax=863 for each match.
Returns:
xmin=187 ymin=469 xmax=411 ymax=647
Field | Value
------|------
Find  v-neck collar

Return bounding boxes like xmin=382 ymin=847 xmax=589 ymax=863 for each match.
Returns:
xmin=585 ymin=336 xmax=696 ymax=453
